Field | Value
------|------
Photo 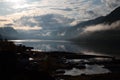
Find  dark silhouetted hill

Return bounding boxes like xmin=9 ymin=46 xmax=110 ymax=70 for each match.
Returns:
xmin=73 ymin=6 xmax=120 ymax=29
xmin=71 ymin=6 xmax=120 ymax=44
xmin=104 ymin=6 xmax=120 ymax=24
xmin=0 ymin=27 xmax=18 ymax=39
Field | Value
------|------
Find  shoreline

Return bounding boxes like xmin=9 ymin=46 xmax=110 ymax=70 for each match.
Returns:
xmin=0 ymin=40 xmax=120 ymax=80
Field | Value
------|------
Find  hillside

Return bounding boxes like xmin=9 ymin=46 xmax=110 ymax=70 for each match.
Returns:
xmin=71 ymin=6 xmax=120 ymax=43
xmin=0 ymin=27 xmax=18 ymax=39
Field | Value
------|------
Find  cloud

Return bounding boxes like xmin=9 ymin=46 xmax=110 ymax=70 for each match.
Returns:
xmin=0 ymin=0 xmax=119 ymax=24
xmin=13 ymin=26 xmax=42 ymax=30
xmin=0 ymin=0 xmax=119 ymax=33
xmin=81 ymin=21 xmax=120 ymax=34
xmin=13 ymin=14 xmax=74 ymax=30
xmin=0 ymin=0 xmax=26 ymax=2
xmin=0 ymin=19 xmax=8 ymax=22
xmin=0 ymin=16 xmax=13 ymax=27
xmin=50 ymin=8 xmax=73 ymax=11
xmin=1 ymin=0 xmax=119 ymax=20
xmin=102 ymin=0 xmax=120 ymax=9
xmin=33 ymin=14 xmax=74 ymax=28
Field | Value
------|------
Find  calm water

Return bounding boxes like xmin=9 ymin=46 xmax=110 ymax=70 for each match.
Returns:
xmin=10 ymin=39 xmax=120 ymax=75
xmin=11 ymin=39 xmax=120 ymax=58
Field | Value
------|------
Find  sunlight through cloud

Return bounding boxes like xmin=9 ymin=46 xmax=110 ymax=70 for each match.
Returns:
xmin=10 ymin=0 xmax=27 ymax=9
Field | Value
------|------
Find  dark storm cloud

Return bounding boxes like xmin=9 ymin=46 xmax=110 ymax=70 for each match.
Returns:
xmin=4 ymin=23 xmax=13 ymax=27
xmin=14 ymin=14 xmax=75 ymax=29
xmin=33 ymin=14 xmax=74 ymax=28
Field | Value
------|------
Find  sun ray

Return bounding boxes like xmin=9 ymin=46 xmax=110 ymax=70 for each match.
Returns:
xmin=7 ymin=0 xmax=28 ymax=9
xmin=5 ymin=0 xmax=26 ymax=3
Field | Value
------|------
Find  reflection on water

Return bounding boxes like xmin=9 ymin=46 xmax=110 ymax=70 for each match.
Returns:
xmin=11 ymin=39 xmax=120 ymax=58
xmin=64 ymin=64 xmax=110 ymax=76
xmin=11 ymin=39 xmax=120 ymax=75
xmin=76 ymin=43 xmax=120 ymax=59
xmin=11 ymin=39 xmax=84 ymax=53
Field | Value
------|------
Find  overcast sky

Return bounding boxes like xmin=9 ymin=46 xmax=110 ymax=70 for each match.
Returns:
xmin=0 ymin=0 xmax=120 ymax=30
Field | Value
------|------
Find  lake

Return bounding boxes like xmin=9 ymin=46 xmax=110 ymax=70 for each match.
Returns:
xmin=10 ymin=39 xmax=120 ymax=75
xmin=11 ymin=39 xmax=120 ymax=59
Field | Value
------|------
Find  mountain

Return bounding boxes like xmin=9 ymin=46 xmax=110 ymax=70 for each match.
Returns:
xmin=0 ymin=34 xmax=3 ymax=40
xmin=71 ymin=6 xmax=120 ymax=43
xmin=0 ymin=27 xmax=18 ymax=39
xmin=73 ymin=6 xmax=120 ymax=29
xmin=104 ymin=6 xmax=120 ymax=24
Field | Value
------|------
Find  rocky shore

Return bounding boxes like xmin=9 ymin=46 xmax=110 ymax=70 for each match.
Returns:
xmin=0 ymin=40 xmax=120 ymax=80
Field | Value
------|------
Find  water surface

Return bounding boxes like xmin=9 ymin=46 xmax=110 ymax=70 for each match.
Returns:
xmin=10 ymin=39 xmax=120 ymax=75
xmin=11 ymin=39 xmax=120 ymax=58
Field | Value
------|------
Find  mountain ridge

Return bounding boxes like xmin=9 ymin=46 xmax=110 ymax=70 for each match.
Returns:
xmin=74 ymin=6 xmax=120 ymax=29
xmin=71 ymin=6 xmax=120 ymax=43
xmin=0 ymin=27 xmax=18 ymax=39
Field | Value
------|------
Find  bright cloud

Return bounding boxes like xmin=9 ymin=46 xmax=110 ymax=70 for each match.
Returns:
xmin=102 ymin=0 xmax=120 ymax=8
xmin=0 ymin=0 xmax=120 ymax=31
xmin=81 ymin=21 xmax=120 ymax=34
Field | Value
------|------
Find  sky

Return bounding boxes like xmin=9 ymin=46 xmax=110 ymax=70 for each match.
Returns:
xmin=0 ymin=0 xmax=119 ymax=31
